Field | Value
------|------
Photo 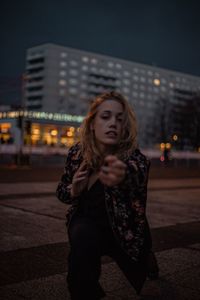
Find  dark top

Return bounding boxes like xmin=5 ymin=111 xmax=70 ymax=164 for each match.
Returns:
xmin=78 ymin=179 xmax=110 ymax=229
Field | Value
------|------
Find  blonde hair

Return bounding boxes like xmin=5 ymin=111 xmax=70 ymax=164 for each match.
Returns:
xmin=80 ymin=91 xmax=138 ymax=170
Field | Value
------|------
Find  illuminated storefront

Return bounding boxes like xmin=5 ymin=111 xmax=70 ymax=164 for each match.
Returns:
xmin=0 ymin=110 xmax=84 ymax=148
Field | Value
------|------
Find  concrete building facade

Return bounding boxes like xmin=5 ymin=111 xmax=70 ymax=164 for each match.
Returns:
xmin=21 ymin=43 xmax=200 ymax=149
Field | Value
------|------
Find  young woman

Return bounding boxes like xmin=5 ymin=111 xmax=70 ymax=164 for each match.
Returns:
xmin=56 ymin=91 xmax=158 ymax=300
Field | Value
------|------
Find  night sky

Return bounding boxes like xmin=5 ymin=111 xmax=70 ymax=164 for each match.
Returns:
xmin=0 ymin=0 xmax=200 ymax=104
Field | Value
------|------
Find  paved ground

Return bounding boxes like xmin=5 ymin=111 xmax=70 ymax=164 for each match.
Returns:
xmin=0 ymin=170 xmax=200 ymax=299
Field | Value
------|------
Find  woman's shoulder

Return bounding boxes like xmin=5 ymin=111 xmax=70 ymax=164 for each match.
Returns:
xmin=129 ymin=148 xmax=150 ymax=165
xmin=67 ymin=142 xmax=82 ymax=160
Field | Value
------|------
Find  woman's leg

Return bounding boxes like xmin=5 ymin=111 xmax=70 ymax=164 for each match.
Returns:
xmin=111 ymin=245 xmax=148 ymax=295
xmin=67 ymin=216 xmax=105 ymax=300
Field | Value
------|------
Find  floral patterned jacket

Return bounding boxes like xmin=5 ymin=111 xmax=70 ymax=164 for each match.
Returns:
xmin=56 ymin=142 xmax=150 ymax=262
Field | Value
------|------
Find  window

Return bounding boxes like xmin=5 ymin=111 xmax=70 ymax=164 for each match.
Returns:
xmin=123 ymin=87 xmax=130 ymax=93
xmin=108 ymin=62 xmax=114 ymax=68
xmin=60 ymin=61 xmax=67 ymax=67
xmin=69 ymin=78 xmax=78 ymax=85
xmin=139 ymin=92 xmax=145 ymax=98
xmin=91 ymin=67 xmax=97 ymax=73
xmin=81 ymin=83 xmax=87 ymax=89
xmin=116 ymin=63 xmax=122 ymax=69
xmin=133 ymin=75 xmax=139 ymax=81
xmin=59 ymin=89 xmax=66 ymax=96
xmin=82 ymin=65 xmax=88 ymax=71
xmin=70 ymin=60 xmax=78 ymax=67
xmin=69 ymin=87 xmax=78 ymax=95
xmin=82 ymin=56 xmax=89 ymax=62
xmin=60 ymin=70 xmax=66 ymax=77
xmin=140 ymin=85 xmax=145 ymax=91
xmin=59 ymin=79 xmax=67 ymax=86
xmin=69 ymin=69 xmax=78 ymax=76
xmin=147 ymin=70 xmax=153 ymax=76
xmin=140 ymin=77 xmax=146 ymax=83
xmin=91 ymin=58 xmax=98 ymax=64
xmin=123 ymin=79 xmax=131 ymax=85
xmin=60 ymin=52 xmax=67 ymax=58
xmin=123 ymin=70 xmax=130 ymax=77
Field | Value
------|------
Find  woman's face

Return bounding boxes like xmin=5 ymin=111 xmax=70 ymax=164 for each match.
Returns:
xmin=91 ymin=100 xmax=124 ymax=152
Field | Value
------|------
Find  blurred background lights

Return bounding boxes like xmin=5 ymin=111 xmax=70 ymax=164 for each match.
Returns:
xmin=153 ymin=78 xmax=160 ymax=86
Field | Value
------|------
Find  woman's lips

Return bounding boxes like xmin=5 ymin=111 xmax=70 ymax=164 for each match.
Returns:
xmin=105 ymin=131 xmax=117 ymax=138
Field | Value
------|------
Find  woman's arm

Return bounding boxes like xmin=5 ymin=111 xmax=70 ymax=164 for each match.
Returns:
xmin=108 ymin=150 xmax=150 ymax=260
xmin=56 ymin=143 xmax=81 ymax=204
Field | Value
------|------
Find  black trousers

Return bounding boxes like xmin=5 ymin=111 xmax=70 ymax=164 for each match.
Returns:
xmin=67 ymin=215 xmax=153 ymax=300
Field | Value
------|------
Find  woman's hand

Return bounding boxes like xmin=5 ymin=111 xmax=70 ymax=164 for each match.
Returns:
xmin=99 ymin=155 xmax=126 ymax=187
xmin=71 ymin=162 xmax=89 ymax=197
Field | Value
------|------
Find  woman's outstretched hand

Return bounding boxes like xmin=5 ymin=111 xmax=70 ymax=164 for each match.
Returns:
xmin=71 ymin=162 xmax=89 ymax=197
xmin=99 ymin=155 xmax=126 ymax=187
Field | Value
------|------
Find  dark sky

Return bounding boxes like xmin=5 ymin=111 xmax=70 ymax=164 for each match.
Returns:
xmin=0 ymin=0 xmax=200 ymax=104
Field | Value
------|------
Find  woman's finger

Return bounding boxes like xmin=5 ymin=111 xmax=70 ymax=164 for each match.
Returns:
xmin=78 ymin=162 xmax=88 ymax=171
xmin=99 ymin=171 xmax=119 ymax=186
xmin=73 ymin=176 xmax=88 ymax=183
xmin=76 ymin=170 xmax=88 ymax=177
xmin=104 ymin=155 xmax=118 ymax=165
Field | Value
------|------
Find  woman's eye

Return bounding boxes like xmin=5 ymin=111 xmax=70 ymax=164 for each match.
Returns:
xmin=101 ymin=115 xmax=109 ymax=119
xmin=117 ymin=119 xmax=123 ymax=122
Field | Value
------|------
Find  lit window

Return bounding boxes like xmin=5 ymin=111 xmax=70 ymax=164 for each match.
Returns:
xmin=91 ymin=58 xmax=98 ymax=64
xmin=123 ymin=79 xmax=130 ymax=85
xmin=133 ymin=68 xmax=138 ymax=73
xmin=60 ymin=52 xmax=67 ymax=58
xmin=69 ymin=69 xmax=78 ymax=76
xmin=169 ymin=82 xmax=174 ymax=88
xmin=82 ymin=65 xmax=88 ymax=71
xmin=69 ymin=78 xmax=78 ymax=85
xmin=60 ymin=70 xmax=66 ymax=76
xmin=70 ymin=60 xmax=78 ymax=67
xmin=153 ymin=78 xmax=160 ymax=86
xmin=59 ymin=79 xmax=67 ymax=86
xmin=133 ymin=75 xmax=139 ymax=81
xmin=69 ymin=87 xmax=78 ymax=95
xmin=82 ymin=56 xmax=89 ymax=62
xmin=108 ymin=62 xmax=114 ymax=68
xmin=60 ymin=61 xmax=67 ymax=67
xmin=116 ymin=63 xmax=122 ymax=69
xmin=147 ymin=70 xmax=153 ymax=76
xmin=124 ymin=70 xmax=130 ymax=77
